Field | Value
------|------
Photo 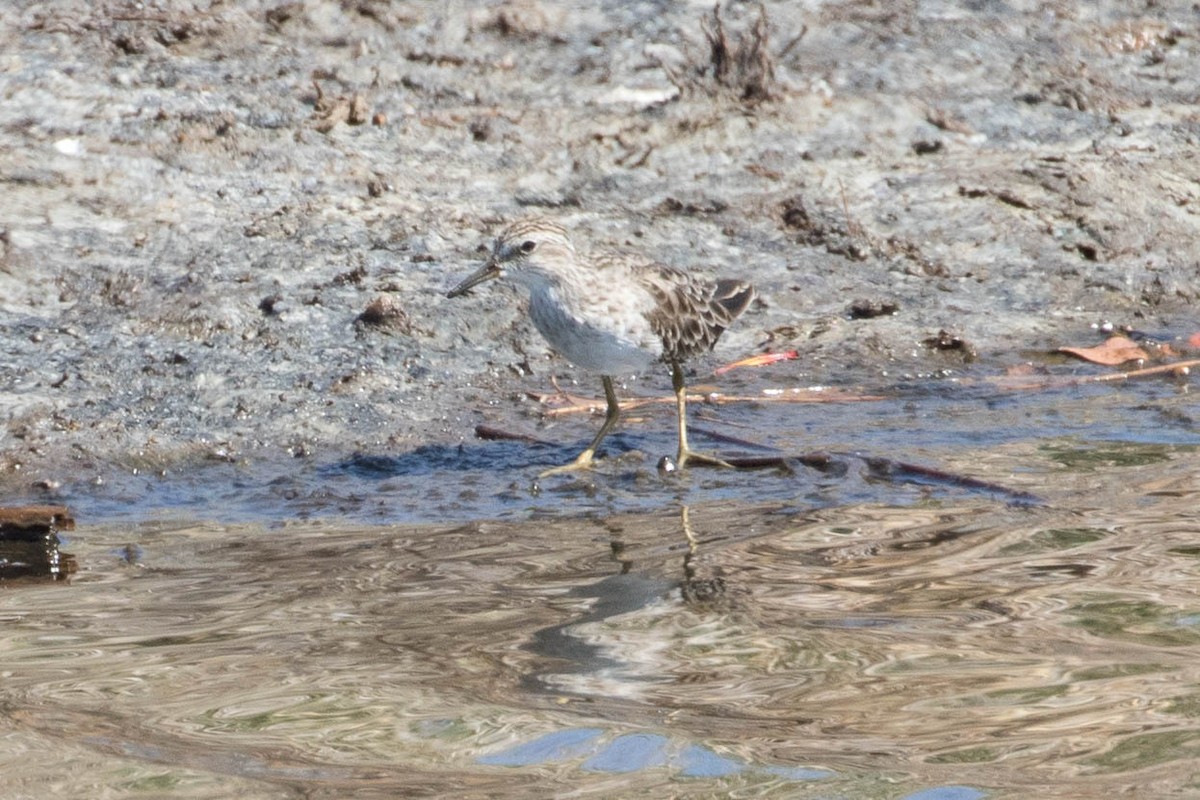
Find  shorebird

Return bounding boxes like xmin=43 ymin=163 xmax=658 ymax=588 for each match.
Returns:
xmin=447 ymin=218 xmax=754 ymax=477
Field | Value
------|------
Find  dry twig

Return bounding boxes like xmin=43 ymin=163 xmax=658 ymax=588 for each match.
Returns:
xmin=982 ymin=358 xmax=1198 ymax=391
xmin=532 ymin=386 xmax=885 ymax=418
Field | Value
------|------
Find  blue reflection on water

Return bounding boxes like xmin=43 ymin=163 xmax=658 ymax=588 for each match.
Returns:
xmin=902 ymin=786 xmax=987 ymax=800
xmin=581 ymin=733 xmax=670 ymax=773
xmin=676 ymin=744 xmax=744 ymax=778
xmin=477 ymin=727 xmax=604 ymax=766
xmin=765 ymin=764 xmax=837 ymax=780
xmin=478 ymin=727 xmax=834 ymax=783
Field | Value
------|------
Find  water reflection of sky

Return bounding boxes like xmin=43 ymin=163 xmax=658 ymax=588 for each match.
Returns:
xmin=477 ymin=727 xmax=836 ymax=783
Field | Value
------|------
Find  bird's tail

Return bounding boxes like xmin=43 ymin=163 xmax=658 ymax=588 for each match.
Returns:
xmin=713 ymin=279 xmax=755 ymax=322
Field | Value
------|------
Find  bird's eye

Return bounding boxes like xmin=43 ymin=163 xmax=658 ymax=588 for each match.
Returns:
xmin=520 ymin=240 xmax=537 ymax=253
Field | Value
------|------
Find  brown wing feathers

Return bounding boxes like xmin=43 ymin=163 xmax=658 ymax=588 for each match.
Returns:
xmin=641 ymin=267 xmax=754 ymax=363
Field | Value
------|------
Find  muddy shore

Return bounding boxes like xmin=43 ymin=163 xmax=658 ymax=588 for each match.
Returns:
xmin=2 ymin=1 xmax=1198 ymax=502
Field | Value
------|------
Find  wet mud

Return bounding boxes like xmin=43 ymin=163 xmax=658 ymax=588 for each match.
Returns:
xmin=1 ymin=0 xmax=1198 ymax=499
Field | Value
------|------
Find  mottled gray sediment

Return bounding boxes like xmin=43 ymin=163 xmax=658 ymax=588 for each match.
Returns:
xmin=1 ymin=1 xmax=1197 ymax=493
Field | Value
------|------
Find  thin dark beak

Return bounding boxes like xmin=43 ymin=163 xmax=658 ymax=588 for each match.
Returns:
xmin=446 ymin=260 xmax=500 ymax=298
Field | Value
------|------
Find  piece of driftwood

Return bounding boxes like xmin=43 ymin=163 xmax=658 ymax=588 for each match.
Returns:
xmin=0 ymin=505 xmax=77 ymax=581
xmin=0 ymin=505 xmax=75 ymax=541
xmin=473 ymin=424 xmax=1037 ymax=503
xmin=474 ymin=424 xmax=557 ymax=447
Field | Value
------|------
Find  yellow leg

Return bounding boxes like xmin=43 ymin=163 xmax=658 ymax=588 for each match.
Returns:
xmin=672 ymin=363 xmax=733 ymax=470
xmin=539 ymin=375 xmax=620 ymax=477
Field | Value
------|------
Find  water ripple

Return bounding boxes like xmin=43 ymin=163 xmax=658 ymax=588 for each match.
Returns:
xmin=4 ymin=455 xmax=1200 ymax=796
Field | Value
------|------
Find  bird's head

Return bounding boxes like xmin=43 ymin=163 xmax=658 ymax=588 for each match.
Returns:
xmin=446 ymin=219 xmax=576 ymax=298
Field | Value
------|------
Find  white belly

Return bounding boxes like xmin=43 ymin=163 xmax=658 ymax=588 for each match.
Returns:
xmin=528 ymin=288 xmax=658 ymax=375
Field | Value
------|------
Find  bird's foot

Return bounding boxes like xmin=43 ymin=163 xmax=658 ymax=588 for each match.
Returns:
xmin=674 ymin=448 xmax=735 ymax=470
xmin=538 ymin=449 xmax=597 ymax=478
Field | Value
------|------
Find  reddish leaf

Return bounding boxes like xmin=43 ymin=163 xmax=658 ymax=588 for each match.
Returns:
xmin=1058 ymin=336 xmax=1149 ymax=366
xmin=714 ymin=351 xmax=799 ymax=375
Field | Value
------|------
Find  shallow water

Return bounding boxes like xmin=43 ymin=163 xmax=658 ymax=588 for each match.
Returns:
xmin=4 ymin=380 xmax=1200 ymax=797
xmin=3 ymin=464 xmax=1200 ymax=795
xmin=37 ymin=376 xmax=1200 ymax=526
